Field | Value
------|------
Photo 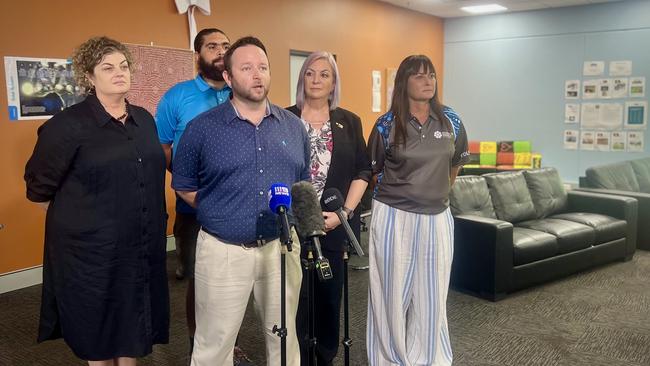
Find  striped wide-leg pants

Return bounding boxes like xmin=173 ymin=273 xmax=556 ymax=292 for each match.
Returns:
xmin=367 ymin=199 xmax=454 ymax=366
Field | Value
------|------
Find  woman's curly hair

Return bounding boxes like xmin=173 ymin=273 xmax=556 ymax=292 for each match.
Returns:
xmin=71 ymin=36 xmax=134 ymax=93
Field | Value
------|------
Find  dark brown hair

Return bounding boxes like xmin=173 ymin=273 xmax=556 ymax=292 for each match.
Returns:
xmin=223 ymin=36 xmax=268 ymax=74
xmin=390 ymin=55 xmax=448 ymax=146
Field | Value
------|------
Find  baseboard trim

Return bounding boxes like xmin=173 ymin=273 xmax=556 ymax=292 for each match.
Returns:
xmin=0 ymin=236 xmax=176 ymax=294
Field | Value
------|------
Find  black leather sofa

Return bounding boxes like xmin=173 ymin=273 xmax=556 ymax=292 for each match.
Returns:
xmin=579 ymin=157 xmax=650 ymax=250
xmin=449 ymin=168 xmax=637 ymax=301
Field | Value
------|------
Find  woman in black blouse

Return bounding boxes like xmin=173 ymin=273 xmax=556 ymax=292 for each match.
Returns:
xmin=287 ymin=51 xmax=371 ymax=366
xmin=24 ymin=36 xmax=169 ymax=366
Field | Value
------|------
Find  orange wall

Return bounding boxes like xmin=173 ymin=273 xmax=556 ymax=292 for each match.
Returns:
xmin=0 ymin=0 xmax=444 ymax=274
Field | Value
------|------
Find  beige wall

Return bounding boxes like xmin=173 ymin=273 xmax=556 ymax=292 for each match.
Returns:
xmin=0 ymin=0 xmax=444 ymax=274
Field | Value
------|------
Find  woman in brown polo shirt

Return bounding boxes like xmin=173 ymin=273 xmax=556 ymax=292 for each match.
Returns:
xmin=365 ymin=55 xmax=470 ymax=366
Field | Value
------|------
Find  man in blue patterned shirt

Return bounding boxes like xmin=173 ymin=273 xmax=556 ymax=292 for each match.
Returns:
xmin=172 ymin=36 xmax=310 ymax=366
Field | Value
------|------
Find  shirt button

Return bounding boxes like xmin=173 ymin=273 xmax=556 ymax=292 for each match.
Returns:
xmin=422 ymin=135 xmax=426 ymax=138
xmin=258 ymin=147 xmax=262 ymax=151
xmin=137 ymin=158 xmax=142 ymax=162
xmin=259 ymin=191 xmax=264 ymax=195
xmin=256 ymin=127 xmax=260 ymax=131
xmin=142 ymin=207 xmax=148 ymax=212
xmin=259 ymin=169 xmax=263 ymax=173
xmin=258 ymin=235 xmax=263 ymax=238
xmin=259 ymin=213 xmax=264 ymax=217
xmin=140 ymin=183 xmax=145 ymax=188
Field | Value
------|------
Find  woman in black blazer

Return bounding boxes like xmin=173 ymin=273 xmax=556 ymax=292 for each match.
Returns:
xmin=287 ymin=51 xmax=371 ymax=366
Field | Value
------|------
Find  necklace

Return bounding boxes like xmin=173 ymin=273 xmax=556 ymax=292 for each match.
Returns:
xmin=99 ymin=98 xmax=128 ymax=121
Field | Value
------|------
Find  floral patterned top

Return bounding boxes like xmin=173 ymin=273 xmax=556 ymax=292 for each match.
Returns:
xmin=301 ymin=119 xmax=333 ymax=198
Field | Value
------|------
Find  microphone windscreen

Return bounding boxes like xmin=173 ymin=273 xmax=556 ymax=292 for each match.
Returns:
xmin=291 ymin=181 xmax=325 ymax=237
xmin=321 ymin=188 xmax=345 ymax=212
xmin=268 ymin=183 xmax=291 ymax=213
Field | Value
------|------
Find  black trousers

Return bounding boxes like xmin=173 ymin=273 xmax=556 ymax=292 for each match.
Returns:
xmin=296 ymin=247 xmax=345 ymax=366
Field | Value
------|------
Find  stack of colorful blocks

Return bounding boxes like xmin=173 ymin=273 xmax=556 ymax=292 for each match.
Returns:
xmin=464 ymin=140 xmax=541 ymax=171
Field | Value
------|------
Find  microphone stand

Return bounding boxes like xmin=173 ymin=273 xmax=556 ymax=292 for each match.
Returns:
xmin=301 ymin=241 xmax=318 ymax=366
xmin=273 ymin=206 xmax=292 ymax=366
xmin=341 ymin=240 xmax=352 ymax=366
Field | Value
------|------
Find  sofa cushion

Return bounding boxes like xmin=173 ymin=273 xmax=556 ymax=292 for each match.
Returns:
xmin=524 ymin=168 xmax=568 ymax=218
xmin=513 ymin=227 xmax=558 ymax=266
xmin=484 ymin=171 xmax=537 ymax=223
xmin=551 ymin=213 xmax=626 ymax=245
xmin=585 ymin=162 xmax=640 ymax=192
xmin=516 ymin=219 xmax=595 ymax=254
xmin=630 ymin=158 xmax=650 ymax=193
xmin=450 ymin=176 xmax=496 ymax=218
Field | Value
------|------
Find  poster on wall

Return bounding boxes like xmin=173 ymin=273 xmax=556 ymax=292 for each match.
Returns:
xmin=624 ymin=101 xmax=647 ymax=129
xmin=583 ymin=61 xmax=605 ymax=76
xmin=612 ymin=78 xmax=628 ymax=98
xmin=582 ymin=80 xmax=597 ymax=99
xmin=580 ymin=130 xmax=595 ymax=150
xmin=385 ymin=68 xmax=397 ymax=111
xmin=629 ymin=77 xmax=645 ymax=98
xmin=599 ymin=79 xmax=612 ymax=99
xmin=564 ymin=130 xmax=579 ymax=149
xmin=627 ymin=131 xmax=644 ymax=152
xmin=595 ymin=131 xmax=611 ymax=151
xmin=4 ymin=56 xmax=85 ymax=120
xmin=609 ymin=61 xmax=632 ymax=76
xmin=580 ymin=103 xmax=623 ymax=129
xmin=372 ymin=70 xmax=381 ymax=112
xmin=565 ymin=103 xmax=580 ymax=123
xmin=565 ymin=80 xmax=580 ymax=99
xmin=611 ymin=131 xmax=627 ymax=152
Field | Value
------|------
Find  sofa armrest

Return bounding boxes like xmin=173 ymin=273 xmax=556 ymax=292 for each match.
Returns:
xmin=573 ymin=188 xmax=650 ymax=251
xmin=451 ymin=214 xmax=514 ymax=301
xmin=567 ymin=190 xmax=638 ymax=256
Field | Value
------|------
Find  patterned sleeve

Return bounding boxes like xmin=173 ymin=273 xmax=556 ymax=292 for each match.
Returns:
xmin=301 ymin=127 xmax=311 ymax=182
xmin=171 ymin=117 xmax=202 ymax=192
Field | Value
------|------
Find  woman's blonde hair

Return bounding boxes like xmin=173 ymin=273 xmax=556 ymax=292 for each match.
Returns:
xmin=71 ymin=36 xmax=133 ymax=93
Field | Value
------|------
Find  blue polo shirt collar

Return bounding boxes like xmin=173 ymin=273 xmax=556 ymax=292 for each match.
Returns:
xmin=194 ymin=74 xmax=231 ymax=94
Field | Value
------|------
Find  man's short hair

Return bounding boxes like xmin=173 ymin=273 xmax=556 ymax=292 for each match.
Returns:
xmin=223 ymin=36 xmax=268 ymax=74
xmin=194 ymin=28 xmax=228 ymax=52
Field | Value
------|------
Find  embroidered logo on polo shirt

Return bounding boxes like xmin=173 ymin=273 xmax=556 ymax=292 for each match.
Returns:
xmin=433 ymin=131 xmax=453 ymax=139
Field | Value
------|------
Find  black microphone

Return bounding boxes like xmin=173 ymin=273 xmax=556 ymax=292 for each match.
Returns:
xmin=321 ymin=188 xmax=365 ymax=256
xmin=291 ymin=181 xmax=333 ymax=281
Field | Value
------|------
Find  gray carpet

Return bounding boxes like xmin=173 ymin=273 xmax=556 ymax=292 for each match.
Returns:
xmin=1 ymin=236 xmax=649 ymax=365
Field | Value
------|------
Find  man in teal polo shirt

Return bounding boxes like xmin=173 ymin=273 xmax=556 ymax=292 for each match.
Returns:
xmin=156 ymin=28 xmax=250 ymax=364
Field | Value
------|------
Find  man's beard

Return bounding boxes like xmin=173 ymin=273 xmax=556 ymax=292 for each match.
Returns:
xmin=230 ymin=77 xmax=268 ymax=103
xmin=198 ymin=57 xmax=224 ymax=82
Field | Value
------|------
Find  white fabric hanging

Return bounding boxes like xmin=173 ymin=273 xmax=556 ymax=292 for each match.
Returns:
xmin=175 ymin=0 xmax=211 ymax=51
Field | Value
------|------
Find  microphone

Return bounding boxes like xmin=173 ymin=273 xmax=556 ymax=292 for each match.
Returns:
xmin=268 ymin=183 xmax=293 ymax=252
xmin=291 ymin=181 xmax=333 ymax=281
xmin=321 ymin=188 xmax=365 ymax=256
